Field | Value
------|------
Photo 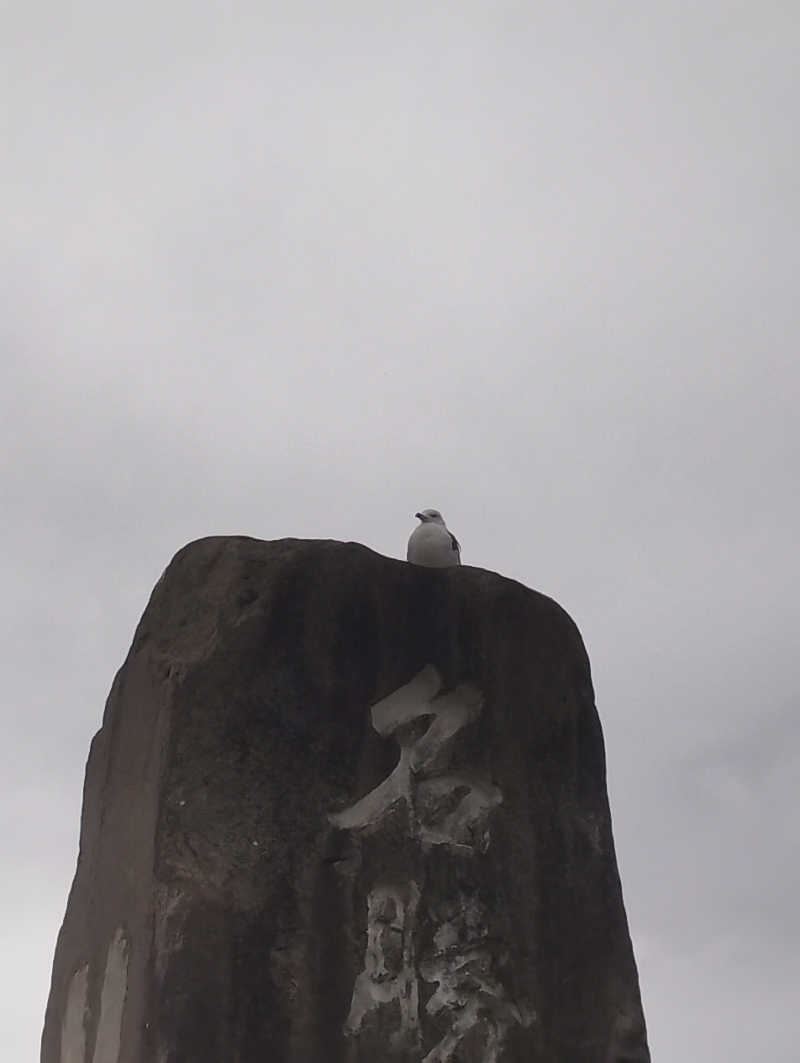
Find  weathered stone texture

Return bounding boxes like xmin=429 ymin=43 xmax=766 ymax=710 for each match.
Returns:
xmin=42 ymin=536 xmax=649 ymax=1062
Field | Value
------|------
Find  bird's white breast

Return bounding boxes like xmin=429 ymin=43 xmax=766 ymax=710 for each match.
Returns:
xmin=407 ymin=524 xmax=460 ymax=567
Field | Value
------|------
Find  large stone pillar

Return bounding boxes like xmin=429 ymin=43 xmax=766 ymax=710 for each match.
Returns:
xmin=42 ymin=536 xmax=649 ymax=1062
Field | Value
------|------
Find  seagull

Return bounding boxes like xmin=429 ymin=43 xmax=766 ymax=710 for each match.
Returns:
xmin=407 ymin=509 xmax=461 ymax=567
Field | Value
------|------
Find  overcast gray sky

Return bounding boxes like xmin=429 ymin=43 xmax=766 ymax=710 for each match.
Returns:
xmin=3 ymin=3 xmax=798 ymax=1059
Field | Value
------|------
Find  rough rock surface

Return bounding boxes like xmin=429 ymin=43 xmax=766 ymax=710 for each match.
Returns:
xmin=42 ymin=536 xmax=649 ymax=1063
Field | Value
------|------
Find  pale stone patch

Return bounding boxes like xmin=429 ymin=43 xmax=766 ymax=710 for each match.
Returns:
xmin=91 ymin=927 xmax=129 ymax=1063
xmin=60 ymin=963 xmax=89 ymax=1063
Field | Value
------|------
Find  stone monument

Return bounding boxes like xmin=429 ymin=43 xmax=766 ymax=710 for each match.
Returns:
xmin=42 ymin=536 xmax=649 ymax=1062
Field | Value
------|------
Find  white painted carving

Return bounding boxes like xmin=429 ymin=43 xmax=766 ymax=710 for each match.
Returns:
xmin=331 ymin=666 xmax=533 ymax=1059
xmin=60 ymin=964 xmax=89 ymax=1063
xmin=91 ymin=927 xmax=129 ymax=1063
xmin=344 ymin=882 xmax=421 ymax=1051
xmin=420 ymin=892 xmax=535 ymax=1063
xmin=330 ymin=665 xmax=501 ymax=852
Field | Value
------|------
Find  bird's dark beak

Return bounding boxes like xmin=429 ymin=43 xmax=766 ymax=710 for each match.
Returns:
xmin=415 ymin=512 xmax=423 ymax=521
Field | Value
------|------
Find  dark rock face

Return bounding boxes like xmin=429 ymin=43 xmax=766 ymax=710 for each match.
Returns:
xmin=42 ymin=536 xmax=649 ymax=1063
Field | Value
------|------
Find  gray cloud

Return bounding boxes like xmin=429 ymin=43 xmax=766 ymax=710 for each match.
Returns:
xmin=3 ymin=3 xmax=798 ymax=1058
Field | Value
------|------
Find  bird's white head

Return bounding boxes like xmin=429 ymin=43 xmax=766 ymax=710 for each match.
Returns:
xmin=415 ymin=508 xmax=446 ymax=525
